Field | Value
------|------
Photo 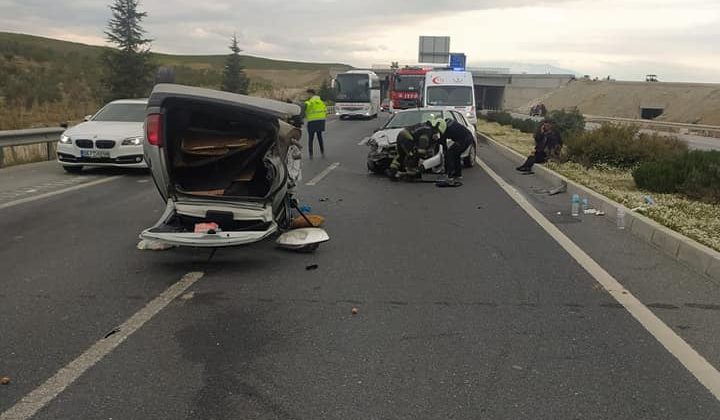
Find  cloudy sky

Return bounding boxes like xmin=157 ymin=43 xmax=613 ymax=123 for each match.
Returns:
xmin=1 ymin=0 xmax=719 ymax=82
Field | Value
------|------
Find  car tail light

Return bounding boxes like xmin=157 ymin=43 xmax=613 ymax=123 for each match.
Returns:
xmin=146 ymin=113 xmax=162 ymax=146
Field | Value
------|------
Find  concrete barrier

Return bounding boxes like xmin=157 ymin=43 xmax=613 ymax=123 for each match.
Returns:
xmin=479 ymin=132 xmax=720 ymax=283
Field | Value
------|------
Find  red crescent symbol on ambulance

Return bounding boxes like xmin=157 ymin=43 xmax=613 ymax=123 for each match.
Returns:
xmin=432 ymin=76 xmax=442 ymax=84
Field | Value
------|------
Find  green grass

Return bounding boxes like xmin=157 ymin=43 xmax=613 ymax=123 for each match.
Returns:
xmin=0 ymin=32 xmax=351 ymax=129
xmin=477 ymin=120 xmax=720 ymax=252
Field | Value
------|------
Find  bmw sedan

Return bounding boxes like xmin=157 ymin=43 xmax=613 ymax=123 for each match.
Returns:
xmin=57 ymin=99 xmax=148 ymax=172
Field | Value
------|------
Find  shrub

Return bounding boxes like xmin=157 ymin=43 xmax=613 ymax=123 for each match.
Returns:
xmin=564 ymin=123 xmax=687 ymax=168
xmin=486 ymin=111 xmax=513 ymax=126
xmin=547 ymin=108 xmax=585 ymax=138
xmin=484 ymin=111 xmax=539 ymax=133
xmin=633 ymin=150 xmax=720 ymax=203
xmin=511 ymin=118 xmax=540 ymax=134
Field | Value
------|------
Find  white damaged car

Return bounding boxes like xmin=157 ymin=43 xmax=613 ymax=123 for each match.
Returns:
xmin=57 ymin=99 xmax=148 ymax=172
xmin=365 ymin=108 xmax=477 ymax=175
xmin=140 ymin=84 xmax=329 ymax=251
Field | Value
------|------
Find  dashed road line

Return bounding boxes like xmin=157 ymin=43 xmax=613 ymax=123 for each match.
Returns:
xmin=0 ymin=176 xmax=123 ymax=210
xmin=306 ymin=162 xmax=340 ymax=186
xmin=0 ymin=272 xmax=205 ymax=420
xmin=476 ymin=155 xmax=720 ymax=403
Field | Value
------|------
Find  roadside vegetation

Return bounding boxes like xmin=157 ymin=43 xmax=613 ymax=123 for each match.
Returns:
xmin=0 ymin=28 xmax=347 ymax=130
xmin=477 ymin=117 xmax=720 ymax=252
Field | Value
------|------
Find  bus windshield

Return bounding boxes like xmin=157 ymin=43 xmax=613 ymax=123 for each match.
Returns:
xmin=426 ymin=86 xmax=473 ymax=106
xmin=335 ymin=74 xmax=370 ymax=103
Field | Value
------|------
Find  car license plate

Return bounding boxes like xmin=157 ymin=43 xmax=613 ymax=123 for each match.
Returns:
xmin=81 ymin=150 xmax=111 ymax=159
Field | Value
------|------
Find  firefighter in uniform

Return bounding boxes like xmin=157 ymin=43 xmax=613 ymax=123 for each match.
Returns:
xmin=387 ymin=118 xmax=447 ymax=179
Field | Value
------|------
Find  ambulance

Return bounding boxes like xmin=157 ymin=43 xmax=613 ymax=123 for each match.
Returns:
xmin=422 ymin=71 xmax=476 ymax=124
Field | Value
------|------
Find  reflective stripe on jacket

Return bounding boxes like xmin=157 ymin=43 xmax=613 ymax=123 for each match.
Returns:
xmin=304 ymin=96 xmax=327 ymax=121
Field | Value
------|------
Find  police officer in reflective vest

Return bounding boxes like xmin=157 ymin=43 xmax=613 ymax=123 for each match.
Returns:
xmin=304 ymin=89 xmax=328 ymax=158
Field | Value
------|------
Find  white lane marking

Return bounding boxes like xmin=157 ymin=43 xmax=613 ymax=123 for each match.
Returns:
xmin=0 ymin=176 xmax=122 ymax=211
xmin=0 ymin=271 xmax=205 ymax=420
xmin=475 ymin=156 xmax=720 ymax=402
xmin=306 ymin=162 xmax=340 ymax=186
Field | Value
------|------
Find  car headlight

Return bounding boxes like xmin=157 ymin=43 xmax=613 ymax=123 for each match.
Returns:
xmin=121 ymin=136 xmax=143 ymax=146
xmin=60 ymin=134 xmax=71 ymax=144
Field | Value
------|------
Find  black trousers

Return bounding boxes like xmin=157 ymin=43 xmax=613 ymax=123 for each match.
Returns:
xmin=520 ymin=151 xmax=547 ymax=170
xmin=308 ymin=130 xmax=324 ymax=156
xmin=444 ymin=136 xmax=473 ymax=178
xmin=307 ymin=120 xmax=326 ymax=156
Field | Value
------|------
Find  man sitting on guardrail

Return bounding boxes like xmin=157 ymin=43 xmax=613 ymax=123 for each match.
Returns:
xmin=516 ymin=120 xmax=562 ymax=173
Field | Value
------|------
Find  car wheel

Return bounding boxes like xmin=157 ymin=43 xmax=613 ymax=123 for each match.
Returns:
xmin=367 ymin=161 xmax=385 ymax=175
xmin=463 ymin=144 xmax=476 ymax=168
xmin=63 ymin=165 xmax=83 ymax=173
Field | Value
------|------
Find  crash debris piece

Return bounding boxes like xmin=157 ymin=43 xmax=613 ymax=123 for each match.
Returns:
xmin=291 ymin=214 xmax=325 ymax=229
xmin=194 ymin=222 xmax=220 ymax=233
xmin=136 ymin=239 xmax=176 ymax=251
xmin=306 ymin=264 xmax=319 ymax=271
xmin=351 ymin=307 xmax=359 ymax=315
xmin=1 ymin=377 xmax=10 ymax=385
xmin=548 ymin=181 xmax=568 ymax=196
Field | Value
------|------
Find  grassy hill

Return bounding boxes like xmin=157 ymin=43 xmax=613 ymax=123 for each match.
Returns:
xmin=0 ymin=32 xmax=351 ymax=129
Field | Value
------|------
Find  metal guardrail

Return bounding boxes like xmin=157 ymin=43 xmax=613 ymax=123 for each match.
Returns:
xmin=493 ymin=110 xmax=720 ymax=139
xmin=0 ymin=107 xmax=338 ymax=149
xmin=0 ymin=127 xmax=65 ymax=148
xmin=583 ymin=115 xmax=720 ymax=138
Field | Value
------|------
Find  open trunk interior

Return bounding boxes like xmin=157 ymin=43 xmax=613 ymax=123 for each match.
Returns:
xmin=164 ymin=98 xmax=281 ymax=199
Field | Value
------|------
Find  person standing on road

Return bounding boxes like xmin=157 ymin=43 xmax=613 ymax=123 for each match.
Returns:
xmin=436 ymin=118 xmax=474 ymax=187
xmin=304 ymin=89 xmax=328 ymax=159
xmin=516 ymin=120 xmax=563 ymax=173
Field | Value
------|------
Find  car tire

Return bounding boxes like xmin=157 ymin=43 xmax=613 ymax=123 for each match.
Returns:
xmin=463 ymin=144 xmax=476 ymax=168
xmin=63 ymin=165 xmax=83 ymax=174
xmin=367 ymin=161 xmax=385 ymax=175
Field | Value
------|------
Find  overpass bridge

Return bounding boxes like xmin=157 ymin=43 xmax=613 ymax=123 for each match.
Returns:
xmin=335 ymin=66 xmax=575 ymax=110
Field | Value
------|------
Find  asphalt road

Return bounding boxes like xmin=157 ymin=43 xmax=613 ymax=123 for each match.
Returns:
xmin=1 ymin=116 xmax=720 ymax=419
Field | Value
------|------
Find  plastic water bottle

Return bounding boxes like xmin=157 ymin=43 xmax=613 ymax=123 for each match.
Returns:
xmin=571 ymin=194 xmax=580 ymax=217
xmin=617 ymin=207 xmax=626 ymax=230
xmin=581 ymin=198 xmax=589 ymax=213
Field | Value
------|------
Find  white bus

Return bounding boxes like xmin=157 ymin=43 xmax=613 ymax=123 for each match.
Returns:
xmin=423 ymin=71 xmax=477 ymax=124
xmin=333 ymin=70 xmax=381 ymax=119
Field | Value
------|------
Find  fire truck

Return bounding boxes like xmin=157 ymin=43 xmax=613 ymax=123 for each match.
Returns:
xmin=388 ymin=67 xmax=429 ymax=110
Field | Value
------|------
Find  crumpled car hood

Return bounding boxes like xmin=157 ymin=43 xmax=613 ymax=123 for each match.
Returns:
xmin=370 ymin=128 xmax=404 ymax=147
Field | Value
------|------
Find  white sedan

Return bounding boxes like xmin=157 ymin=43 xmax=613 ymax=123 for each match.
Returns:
xmin=365 ymin=108 xmax=478 ymax=174
xmin=57 ymin=99 xmax=148 ymax=172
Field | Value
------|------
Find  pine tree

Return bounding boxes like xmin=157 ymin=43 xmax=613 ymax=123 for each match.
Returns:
xmin=221 ymin=34 xmax=249 ymax=94
xmin=318 ymin=79 xmax=335 ymax=102
xmin=101 ymin=0 xmax=156 ymax=100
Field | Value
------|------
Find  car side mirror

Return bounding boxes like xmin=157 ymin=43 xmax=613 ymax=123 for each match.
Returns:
xmin=83 ymin=115 xmax=92 ymax=122
xmin=59 ymin=122 xmax=69 ymax=129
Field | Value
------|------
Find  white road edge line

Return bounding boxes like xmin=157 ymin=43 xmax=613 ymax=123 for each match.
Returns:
xmin=0 ymin=271 xmax=205 ymax=420
xmin=0 ymin=176 xmax=123 ymax=211
xmin=475 ymin=156 xmax=720 ymax=402
xmin=306 ymin=162 xmax=340 ymax=186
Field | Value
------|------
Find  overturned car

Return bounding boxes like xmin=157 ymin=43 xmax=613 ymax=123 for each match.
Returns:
xmin=140 ymin=84 xmax=328 ymax=250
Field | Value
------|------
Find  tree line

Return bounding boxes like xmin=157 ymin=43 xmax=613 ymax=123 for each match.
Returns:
xmin=103 ymin=0 xmax=248 ymax=99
